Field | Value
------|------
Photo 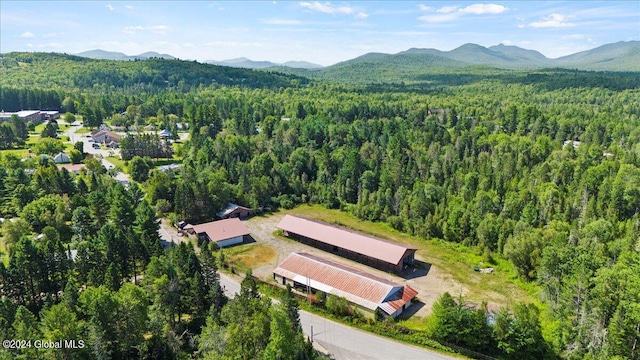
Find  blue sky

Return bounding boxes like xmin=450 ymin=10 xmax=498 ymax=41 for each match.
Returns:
xmin=1 ymin=1 xmax=639 ymax=66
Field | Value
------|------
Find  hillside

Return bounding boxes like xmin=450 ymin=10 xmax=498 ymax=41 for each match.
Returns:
xmin=207 ymin=57 xmax=323 ymax=69
xmin=77 ymin=49 xmax=176 ymax=60
xmin=271 ymin=41 xmax=640 ymax=84
xmin=0 ymin=52 xmax=307 ymax=91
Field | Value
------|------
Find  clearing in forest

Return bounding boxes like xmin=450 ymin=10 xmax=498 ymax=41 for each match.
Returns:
xmin=238 ymin=204 xmax=539 ymax=322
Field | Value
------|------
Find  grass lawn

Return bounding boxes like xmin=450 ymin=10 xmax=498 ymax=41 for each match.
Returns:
xmin=106 ymin=156 xmax=127 ymax=170
xmin=31 ymin=123 xmax=46 ymax=134
xmin=285 ymin=205 xmax=540 ymax=314
xmin=74 ymin=127 xmax=90 ymax=134
xmin=223 ymin=243 xmax=276 ymax=273
xmin=0 ymin=149 xmax=30 ymax=158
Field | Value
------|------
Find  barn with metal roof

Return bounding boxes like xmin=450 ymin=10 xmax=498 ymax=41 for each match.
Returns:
xmin=183 ymin=218 xmax=249 ymax=248
xmin=276 ymin=215 xmax=417 ymax=273
xmin=273 ymin=252 xmax=418 ymax=318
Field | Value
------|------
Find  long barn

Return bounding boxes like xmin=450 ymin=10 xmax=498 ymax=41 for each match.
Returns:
xmin=276 ymin=215 xmax=417 ymax=273
xmin=274 ymin=253 xmax=418 ymax=319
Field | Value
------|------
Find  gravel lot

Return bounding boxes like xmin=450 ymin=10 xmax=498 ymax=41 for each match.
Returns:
xmin=244 ymin=213 xmax=464 ymax=318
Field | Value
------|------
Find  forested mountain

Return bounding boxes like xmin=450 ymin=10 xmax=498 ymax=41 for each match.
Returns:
xmin=555 ymin=41 xmax=640 ymax=70
xmin=207 ymin=57 xmax=323 ymax=69
xmin=274 ymin=41 xmax=640 ymax=83
xmin=0 ymin=52 xmax=307 ymax=92
xmin=76 ymin=49 xmax=176 ymax=61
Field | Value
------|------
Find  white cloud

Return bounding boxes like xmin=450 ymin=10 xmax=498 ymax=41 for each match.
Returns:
xmin=19 ymin=31 xmax=35 ymax=39
xmin=420 ymin=3 xmax=507 ymax=23
xmin=122 ymin=25 xmax=171 ymax=35
xmin=262 ymin=18 xmax=303 ymax=25
xmin=299 ymin=1 xmax=366 ymax=18
xmin=437 ymin=6 xmax=459 ymax=14
xmin=106 ymin=4 xmax=114 ymax=11
xmin=300 ymin=2 xmax=354 ymax=15
xmin=148 ymin=25 xmax=171 ymax=35
xmin=418 ymin=5 xmax=431 ymax=11
xmin=529 ymin=13 xmax=576 ymax=28
xmin=418 ymin=13 xmax=459 ymax=23
xmin=459 ymin=4 xmax=507 ymax=15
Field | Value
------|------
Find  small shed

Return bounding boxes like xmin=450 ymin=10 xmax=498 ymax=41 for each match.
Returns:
xmin=217 ymin=203 xmax=253 ymax=219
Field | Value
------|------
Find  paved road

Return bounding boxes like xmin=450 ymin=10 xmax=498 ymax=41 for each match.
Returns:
xmin=218 ymin=273 xmax=458 ymax=360
xmin=63 ymin=123 xmax=129 ymax=182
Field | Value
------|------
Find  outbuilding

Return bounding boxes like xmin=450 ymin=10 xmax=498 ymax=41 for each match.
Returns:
xmin=274 ymin=253 xmax=418 ymax=319
xmin=184 ymin=218 xmax=249 ymax=248
xmin=217 ymin=203 xmax=253 ymax=219
xmin=276 ymin=215 xmax=417 ymax=273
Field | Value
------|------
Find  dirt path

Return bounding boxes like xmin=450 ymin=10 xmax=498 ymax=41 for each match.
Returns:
xmin=244 ymin=213 xmax=463 ymax=318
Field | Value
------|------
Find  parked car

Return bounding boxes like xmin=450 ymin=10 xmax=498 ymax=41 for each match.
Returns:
xmin=92 ymin=143 xmax=100 ymax=149
xmin=88 ymin=138 xmax=95 ymax=142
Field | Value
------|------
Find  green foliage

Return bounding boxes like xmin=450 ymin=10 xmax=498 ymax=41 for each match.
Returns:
xmin=120 ymin=133 xmax=173 ymax=160
xmin=129 ymin=155 xmax=153 ymax=182
xmin=40 ymin=122 xmax=58 ymax=138
xmin=428 ymin=292 xmax=493 ymax=353
xmin=326 ymin=295 xmax=354 ymax=318
xmin=32 ymin=137 xmax=64 ymax=155
xmin=494 ymin=303 xmax=548 ymax=359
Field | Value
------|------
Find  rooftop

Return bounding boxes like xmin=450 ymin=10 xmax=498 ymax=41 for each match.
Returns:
xmin=217 ymin=203 xmax=251 ymax=218
xmin=192 ymin=218 xmax=250 ymax=243
xmin=276 ymin=215 xmax=417 ymax=265
xmin=274 ymin=253 xmax=417 ymax=315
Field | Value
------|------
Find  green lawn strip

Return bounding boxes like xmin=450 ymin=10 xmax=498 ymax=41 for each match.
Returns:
xmin=32 ymin=123 xmax=46 ymax=134
xmin=0 ymin=149 xmax=29 ymax=158
xmin=106 ymin=156 xmax=127 ymax=171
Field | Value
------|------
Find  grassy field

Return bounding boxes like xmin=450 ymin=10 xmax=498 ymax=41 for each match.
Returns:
xmin=284 ymin=205 xmax=540 ymax=320
xmin=223 ymin=243 xmax=277 ymax=273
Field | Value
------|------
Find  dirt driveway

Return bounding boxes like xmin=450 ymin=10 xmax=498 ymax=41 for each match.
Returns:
xmin=244 ymin=213 xmax=465 ymax=318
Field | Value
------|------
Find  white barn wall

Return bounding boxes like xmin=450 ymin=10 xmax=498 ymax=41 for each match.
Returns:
xmin=215 ymin=236 xmax=243 ymax=248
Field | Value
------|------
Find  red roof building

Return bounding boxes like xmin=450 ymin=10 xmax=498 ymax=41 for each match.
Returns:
xmin=274 ymin=253 xmax=418 ymax=318
xmin=276 ymin=215 xmax=417 ymax=273
xmin=185 ymin=218 xmax=249 ymax=248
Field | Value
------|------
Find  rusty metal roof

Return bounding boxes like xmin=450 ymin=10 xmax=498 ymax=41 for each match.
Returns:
xmin=274 ymin=253 xmax=417 ymax=315
xmin=276 ymin=215 xmax=417 ymax=265
xmin=192 ymin=218 xmax=249 ymax=243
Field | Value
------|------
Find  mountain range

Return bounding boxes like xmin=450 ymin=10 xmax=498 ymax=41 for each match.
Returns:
xmin=206 ymin=57 xmax=323 ymax=69
xmin=76 ymin=49 xmax=176 ymax=61
xmin=335 ymin=40 xmax=640 ymax=71
xmin=74 ymin=41 xmax=639 ymax=75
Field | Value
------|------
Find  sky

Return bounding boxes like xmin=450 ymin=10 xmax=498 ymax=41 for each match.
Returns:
xmin=1 ymin=1 xmax=639 ymax=66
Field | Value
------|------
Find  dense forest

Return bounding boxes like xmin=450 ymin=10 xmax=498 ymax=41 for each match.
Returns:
xmin=1 ymin=52 xmax=640 ymax=359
